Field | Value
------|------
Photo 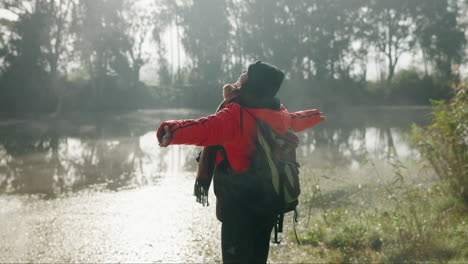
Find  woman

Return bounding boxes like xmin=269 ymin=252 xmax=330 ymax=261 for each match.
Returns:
xmin=157 ymin=61 xmax=326 ymax=263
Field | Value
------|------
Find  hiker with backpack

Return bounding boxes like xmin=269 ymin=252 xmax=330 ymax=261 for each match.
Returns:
xmin=157 ymin=61 xmax=326 ymax=263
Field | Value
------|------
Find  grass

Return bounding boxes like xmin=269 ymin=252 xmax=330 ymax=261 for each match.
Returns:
xmin=285 ymin=156 xmax=468 ymax=263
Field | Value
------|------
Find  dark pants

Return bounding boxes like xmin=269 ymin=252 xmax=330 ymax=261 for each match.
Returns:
xmin=219 ymin=201 xmax=276 ymax=264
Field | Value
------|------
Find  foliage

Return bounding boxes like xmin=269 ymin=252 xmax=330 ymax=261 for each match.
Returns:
xmin=0 ymin=0 xmax=466 ymax=113
xmin=390 ymin=69 xmax=452 ymax=104
xmin=411 ymin=84 xmax=468 ymax=202
xmin=291 ymin=153 xmax=468 ymax=263
xmin=180 ymin=0 xmax=230 ymax=80
xmin=363 ymin=0 xmax=418 ymax=87
xmin=414 ymin=0 xmax=467 ymax=79
xmin=0 ymin=1 xmax=53 ymax=112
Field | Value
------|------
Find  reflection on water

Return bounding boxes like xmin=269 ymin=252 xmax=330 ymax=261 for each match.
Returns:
xmin=0 ymin=110 xmax=200 ymax=198
xmin=0 ymin=107 xmax=429 ymax=197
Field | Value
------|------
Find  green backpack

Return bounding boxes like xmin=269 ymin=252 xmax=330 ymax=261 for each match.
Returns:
xmin=214 ymin=110 xmax=301 ymax=244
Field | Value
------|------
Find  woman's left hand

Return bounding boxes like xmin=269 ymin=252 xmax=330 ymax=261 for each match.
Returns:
xmin=159 ymin=126 xmax=172 ymax=147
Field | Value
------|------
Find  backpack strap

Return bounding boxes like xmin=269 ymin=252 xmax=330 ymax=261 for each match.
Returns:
xmin=273 ymin=216 xmax=280 ymax=244
xmin=273 ymin=165 xmax=286 ymax=244
xmin=293 ymin=208 xmax=301 ymax=245
xmin=273 ymin=212 xmax=284 ymax=244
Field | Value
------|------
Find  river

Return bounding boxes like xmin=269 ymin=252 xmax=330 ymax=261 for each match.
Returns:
xmin=0 ymin=106 xmax=429 ymax=262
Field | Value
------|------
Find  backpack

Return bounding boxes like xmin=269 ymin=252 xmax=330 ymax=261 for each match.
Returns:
xmin=213 ymin=108 xmax=301 ymax=244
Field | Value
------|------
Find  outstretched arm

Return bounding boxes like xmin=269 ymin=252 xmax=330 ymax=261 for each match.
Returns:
xmin=289 ymin=109 xmax=326 ymax=132
xmin=157 ymin=103 xmax=241 ymax=147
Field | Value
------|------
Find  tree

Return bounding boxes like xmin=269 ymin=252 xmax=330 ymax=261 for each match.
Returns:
xmin=232 ymin=0 xmax=364 ymax=97
xmin=41 ymin=0 xmax=75 ymax=114
xmin=123 ymin=1 xmax=152 ymax=84
xmin=72 ymin=0 xmax=135 ymax=107
xmin=41 ymin=0 xmax=73 ymax=80
xmin=414 ymin=0 xmax=466 ymax=79
xmin=0 ymin=0 xmax=52 ymax=112
xmin=299 ymin=0 xmax=364 ymax=80
xmin=364 ymin=0 xmax=418 ymax=87
xmin=179 ymin=0 xmax=230 ymax=87
xmin=0 ymin=18 xmax=15 ymax=71
xmin=151 ymin=0 xmax=173 ymax=85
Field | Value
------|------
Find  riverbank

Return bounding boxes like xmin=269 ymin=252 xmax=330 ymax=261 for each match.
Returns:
xmin=271 ymin=158 xmax=468 ymax=263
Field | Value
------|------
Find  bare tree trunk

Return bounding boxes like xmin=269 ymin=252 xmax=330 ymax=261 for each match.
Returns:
xmin=422 ymin=49 xmax=429 ymax=76
xmin=176 ymin=14 xmax=181 ymax=81
xmin=169 ymin=20 xmax=174 ymax=83
xmin=386 ymin=127 xmax=397 ymax=157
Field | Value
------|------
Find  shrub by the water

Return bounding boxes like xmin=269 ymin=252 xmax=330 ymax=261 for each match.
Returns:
xmin=411 ymin=84 xmax=468 ymax=203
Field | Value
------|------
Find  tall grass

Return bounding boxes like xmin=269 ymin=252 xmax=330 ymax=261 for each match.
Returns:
xmin=411 ymin=84 xmax=467 ymax=203
xmin=293 ymin=156 xmax=467 ymax=263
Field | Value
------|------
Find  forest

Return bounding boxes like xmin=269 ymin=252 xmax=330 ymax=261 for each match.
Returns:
xmin=0 ymin=0 xmax=466 ymax=114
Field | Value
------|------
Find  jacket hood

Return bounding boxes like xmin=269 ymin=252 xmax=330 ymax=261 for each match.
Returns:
xmin=244 ymin=105 xmax=291 ymax=135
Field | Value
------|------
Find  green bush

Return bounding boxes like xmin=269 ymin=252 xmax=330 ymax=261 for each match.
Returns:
xmin=411 ymin=84 xmax=468 ymax=202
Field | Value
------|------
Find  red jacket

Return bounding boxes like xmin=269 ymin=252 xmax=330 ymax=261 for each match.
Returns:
xmin=157 ymin=103 xmax=323 ymax=173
